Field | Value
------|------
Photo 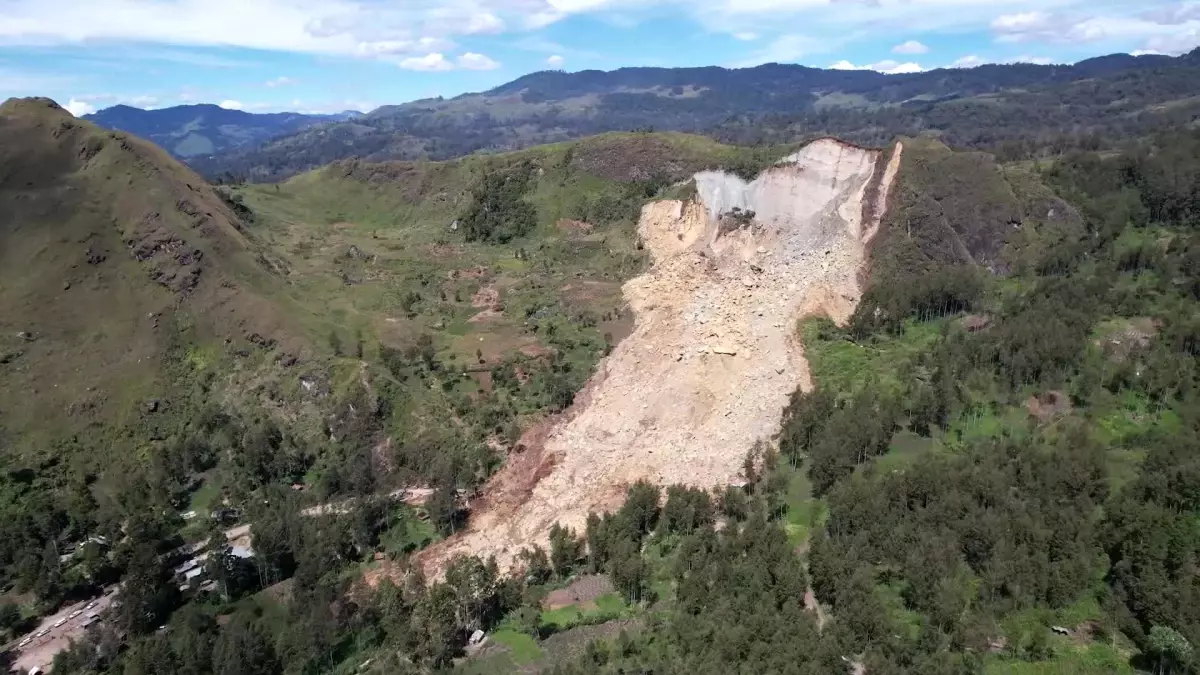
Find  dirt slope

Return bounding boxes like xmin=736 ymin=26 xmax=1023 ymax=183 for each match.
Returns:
xmin=420 ymin=138 xmax=902 ymax=573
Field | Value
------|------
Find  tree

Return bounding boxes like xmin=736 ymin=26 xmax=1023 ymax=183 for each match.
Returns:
xmin=1148 ymin=625 xmax=1193 ymax=675
xmin=115 ymin=541 xmax=180 ymax=635
xmin=167 ymin=605 xmax=218 ymax=675
xmin=460 ymin=163 xmax=538 ymax=244
xmin=548 ymin=523 xmax=581 ymax=579
xmin=517 ymin=545 xmax=552 ymax=586
xmin=426 ymin=481 xmax=461 ymax=536
xmin=122 ymin=633 xmax=180 ymax=675
xmin=411 ymin=583 xmax=461 ymax=667
xmin=444 ymin=555 xmax=501 ymax=631
xmin=618 ymin=481 xmax=660 ymax=538
xmin=608 ymin=539 xmax=647 ymax=605
xmin=213 ymin=613 xmax=282 ymax=675
xmin=0 ymin=601 xmax=21 ymax=632
xmin=205 ymin=542 xmax=259 ymax=599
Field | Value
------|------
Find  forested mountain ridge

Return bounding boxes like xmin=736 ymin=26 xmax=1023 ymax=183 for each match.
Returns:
xmin=83 ymin=104 xmax=355 ymax=160
xmin=192 ymin=48 xmax=1200 ymax=182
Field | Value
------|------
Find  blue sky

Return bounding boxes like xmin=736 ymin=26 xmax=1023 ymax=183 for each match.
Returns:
xmin=0 ymin=0 xmax=1197 ymax=116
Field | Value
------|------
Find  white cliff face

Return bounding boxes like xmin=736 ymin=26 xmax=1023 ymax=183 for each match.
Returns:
xmin=419 ymin=139 xmax=903 ymax=575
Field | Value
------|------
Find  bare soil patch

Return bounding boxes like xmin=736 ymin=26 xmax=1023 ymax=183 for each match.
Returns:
xmin=471 ymin=285 xmax=500 ymax=309
xmin=420 ymin=140 xmax=903 ymax=574
xmin=1026 ymin=390 xmax=1073 ymax=422
xmin=556 ymin=219 xmax=595 ymax=236
xmin=542 ymin=575 xmax=615 ymax=610
xmin=534 ymin=619 xmax=642 ymax=671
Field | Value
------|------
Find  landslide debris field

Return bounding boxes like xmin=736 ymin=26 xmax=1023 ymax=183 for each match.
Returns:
xmin=423 ymin=138 xmax=903 ymax=571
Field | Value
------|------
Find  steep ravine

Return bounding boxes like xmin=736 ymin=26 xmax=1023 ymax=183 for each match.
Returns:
xmin=419 ymin=138 xmax=903 ymax=573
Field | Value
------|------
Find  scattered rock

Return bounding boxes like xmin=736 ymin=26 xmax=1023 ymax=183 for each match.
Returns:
xmin=62 ymin=281 xmax=72 ymax=291
xmin=961 ymin=314 xmax=993 ymax=333
xmin=0 ymin=351 xmax=22 ymax=365
xmin=143 ymin=399 xmax=162 ymax=414
xmin=468 ymin=629 xmax=486 ymax=645
xmin=16 ymin=331 xmax=35 ymax=342
xmin=247 ymin=333 xmax=277 ymax=350
xmin=346 ymin=244 xmax=373 ymax=261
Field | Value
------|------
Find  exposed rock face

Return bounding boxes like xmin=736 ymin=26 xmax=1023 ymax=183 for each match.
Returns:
xmin=420 ymin=138 xmax=903 ymax=574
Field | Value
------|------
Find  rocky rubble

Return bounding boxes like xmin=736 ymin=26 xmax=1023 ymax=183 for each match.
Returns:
xmin=420 ymin=139 xmax=904 ymax=574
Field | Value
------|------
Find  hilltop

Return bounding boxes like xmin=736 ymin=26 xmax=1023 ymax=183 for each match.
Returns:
xmin=192 ymin=49 xmax=1200 ymax=181
xmin=0 ymin=97 xmax=311 ymax=464
xmin=83 ymin=104 xmax=355 ymax=160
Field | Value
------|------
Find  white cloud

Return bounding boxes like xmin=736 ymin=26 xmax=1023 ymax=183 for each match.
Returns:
xmin=733 ymin=33 xmax=831 ymax=67
xmin=1142 ymin=29 xmax=1200 ymax=54
xmin=458 ymin=52 xmax=501 ymax=70
xmin=546 ymin=54 xmax=566 ymax=68
xmin=355 ymin=37 xmax=455 ymax=58
xmin=525 ymin=10 xmax=566 ymax=29
xmin=989 ymin=5 xmax=1200 ymax=55
xmin=464 ymin=12 xmax=505 ymax=34
xmin=1 ymin=0 xmax=1197 ymax=79
xmin=398 ymin=53 xmax=454 ymax=71
xmin=265 ymin=76 xmax=296 ymax=88
xmin=830 ymin=59 xmax=925 ymax=74
xmin=218 ymin=99 xmax=244 ymax=110
xmin=64 ymin=98 xmax=96 ymax=116
xmin=950 ymin=54 xmax=986 ymax=68
xmin=947 ymin=54 xmax=1057 ymax=68
xmin=992 ymin=11 xmax=1052 ymax=35
xmin=892 ymin=39 xmax=929 ymax=54
xmin=0 ymin=0 xmax=547 ymax=62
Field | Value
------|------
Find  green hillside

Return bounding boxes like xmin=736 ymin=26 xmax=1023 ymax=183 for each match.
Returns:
xmin=226 ymin=131 xmax=782 ymax=486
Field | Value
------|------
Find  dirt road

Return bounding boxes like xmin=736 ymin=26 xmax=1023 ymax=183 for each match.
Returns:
xmin=9 ymin=590 xmax=116 ymax=673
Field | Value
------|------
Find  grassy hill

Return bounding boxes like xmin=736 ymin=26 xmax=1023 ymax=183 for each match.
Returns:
xmin=0 ymin=97 xmax=312 ymax=464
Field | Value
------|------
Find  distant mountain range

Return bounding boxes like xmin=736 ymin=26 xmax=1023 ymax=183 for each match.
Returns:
xmin=91 ymin=49 xmax=1200 ymax=182
xmin=82 ymin=104 xmax=362 ymax=159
